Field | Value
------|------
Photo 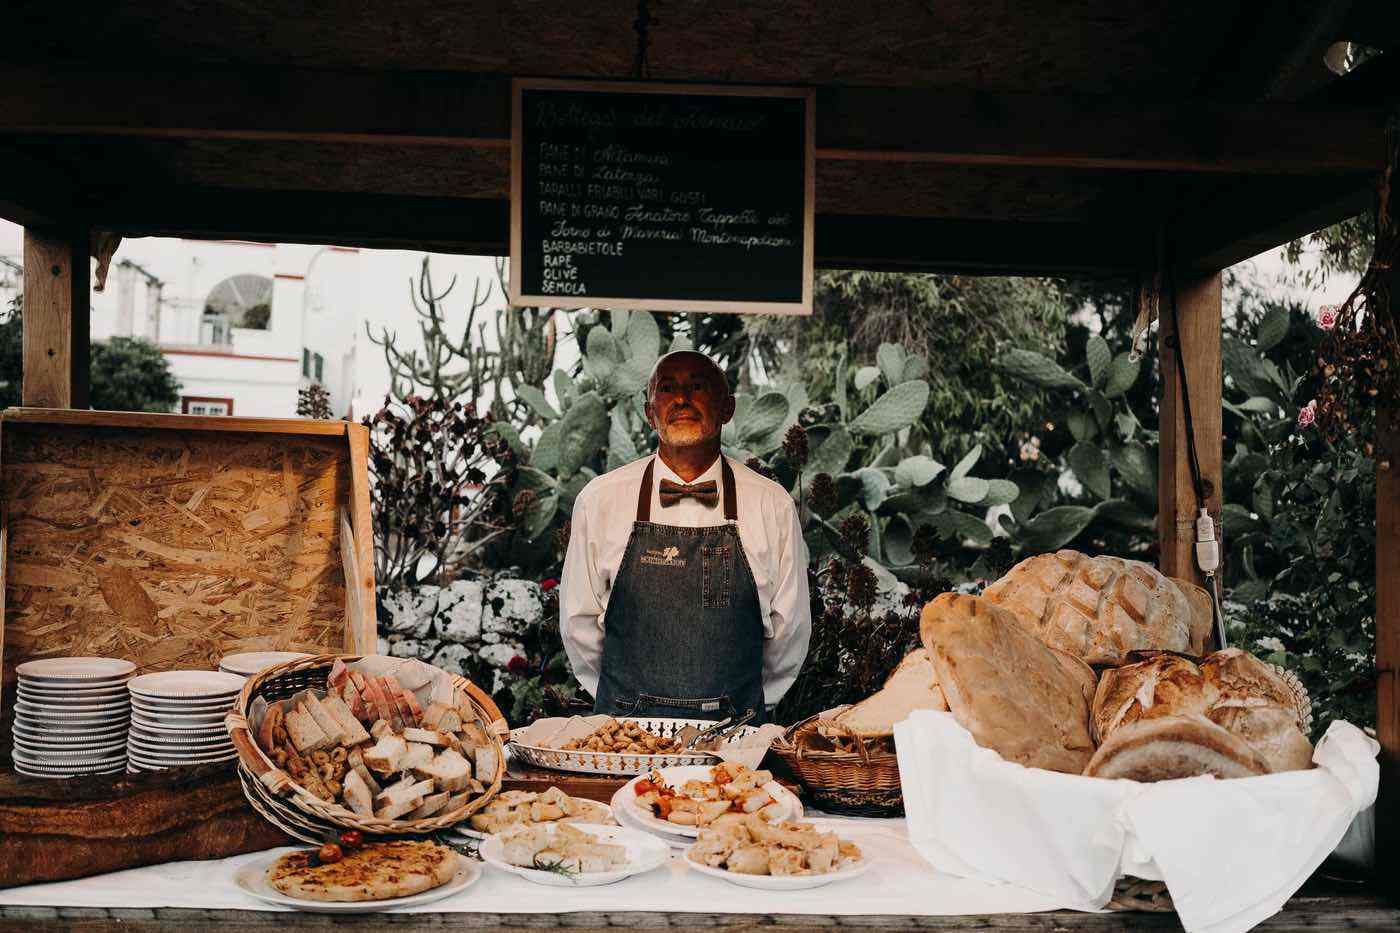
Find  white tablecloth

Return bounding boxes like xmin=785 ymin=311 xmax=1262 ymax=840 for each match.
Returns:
xmin=0 ymin=817 xmax=1062 ymax=916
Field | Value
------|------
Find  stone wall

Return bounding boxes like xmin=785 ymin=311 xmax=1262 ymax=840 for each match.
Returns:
xmin=377 ymin=575 xmax=544 ymax=692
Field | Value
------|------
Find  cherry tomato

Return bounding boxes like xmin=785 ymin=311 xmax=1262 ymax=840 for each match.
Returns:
xmin=318 ymin=843 xmax=343 ymax=864
xmin=339 ymin=830 xmax=364 ymax=850
xmin=635 ymin=780 xmax=657 ymax=795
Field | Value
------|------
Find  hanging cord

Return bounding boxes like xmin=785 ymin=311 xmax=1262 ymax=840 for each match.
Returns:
xmin=1163 ymin=258 xmax=1228 ymax=649
xmin=633 ymin=0 xmax=653 ymax=79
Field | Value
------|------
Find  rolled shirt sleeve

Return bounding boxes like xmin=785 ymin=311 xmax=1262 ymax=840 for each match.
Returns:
xmin=559 ymin=491 xmax=606 ymax=699
xmin=761 ymin=493 xmax=811 ymax=706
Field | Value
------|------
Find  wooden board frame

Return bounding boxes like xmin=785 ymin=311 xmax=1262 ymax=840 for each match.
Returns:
xmin=509 ymin=78 xmax=815 ymax=316
xmin=0 ymin=409 xmax=377 ymax=717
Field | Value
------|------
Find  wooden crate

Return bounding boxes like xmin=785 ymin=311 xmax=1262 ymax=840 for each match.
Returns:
xmin=0 ymin=408 xmax=377 ymax=884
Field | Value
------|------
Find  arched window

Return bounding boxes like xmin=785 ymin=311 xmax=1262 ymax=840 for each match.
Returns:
xmin=205 ymin=274 xmax=273 ymax=330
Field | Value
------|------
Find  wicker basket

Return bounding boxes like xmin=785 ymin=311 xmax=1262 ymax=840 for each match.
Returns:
xmin=226 ymin=654 xmax=507 ymax=838
xmin=769 ymin=715 xmax=904 ymax=817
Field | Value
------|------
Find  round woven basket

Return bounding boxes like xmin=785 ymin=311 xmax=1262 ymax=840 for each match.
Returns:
xmin=769 ymin=714 xmax=903 ymax=817
xmin=225 ymin=653 xmax=507 ymax=838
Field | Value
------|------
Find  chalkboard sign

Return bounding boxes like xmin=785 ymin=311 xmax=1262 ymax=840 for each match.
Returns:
xmin=510 ymin=79 xmax=814 ymax=315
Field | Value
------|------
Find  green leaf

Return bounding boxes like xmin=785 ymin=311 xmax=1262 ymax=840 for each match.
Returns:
xmin=1221 ymin=503 xmax=1262 ymax=535
xmin=1093 ymin=498 xmax=1155 ymax=532
xmin=883 ymin=515 xmax=914 ymax=566
xmin=516 ymin=384 xmax=558 ymax=421
xmin=994 ymin=349 xmax=1084 ymax=391
xmin=625 ymin=311 xmax=661 ymax=368
xmin=1010 ymin=470 xmax=1052 ymax=524
xmin=1086 ymin=335 xmax=1111 ymax=388
xmin=610 ymin=309 xmax=630 ymax=337
xmin=950 ymin=444 xmax=982 ymax=481
xmin=1103 ymin=353 xmax=1140 ymax=398
xmin=895 ymin=455 xmax=945 ymax=487
xmin=1089 ymin=392 xmax=1112 ymax=428
xmin=557 ymin=391 xmax=608 ymax=477
xmin=808 ymin=425 xmax=853 ymax=476
xmin=557 ymin=468 xmax=594 ymax=509
xmin=851 ymin=468 xmax=891 ymax=511
xmin=901 ymin=356 xmax=928 ymax=382
xmin=487 ymin=421 xmax=526 ymax=457
xmin=607 ymin=410 xmax=640 ymax=471
xmin=946 ymin=476 xmax=990 ymax=503
xmin=1017 ymin=505 xmax=1095 ymax=551
xmin=982 ymin=479 xmax=1020 ymax=507
xmin=531 ymin=420 xmax=563 ymax=472
xmin=1236 ymin=396 xmax=1277 ymax=413
xmin=1252 ymin=475 xmax=1274 ymax=521
xmin=929 ymin=510 xmax=993 ymax=546
xmin=1111 ymin=441 xmax=1157 ymax=498
xmin=1068 ymin=442 xmax=1111 ymax=499
xmin=1256 ymin=305 xmax=1290 ymax=352
xmin=848 ymin=381 xmax=930 ymax=436
xmin=740 ymin=392 xmax=790 ymax=443
xmin=876 ymin=343 xmax=906 ymax=388
xmin=521 ymin=491 xmax=559 ymax=541
xmin=583 ymin=327 xmax=620 ymax=383
xmin=854 ymin=366 xmax=882 ymax=392
xmin=1067 ymin=410 xmax=1096 ymax=442
xmin=552 ymin=369 xmax=577 ymax=407
xmin=834 ymin=349 xmax=849 ymax=421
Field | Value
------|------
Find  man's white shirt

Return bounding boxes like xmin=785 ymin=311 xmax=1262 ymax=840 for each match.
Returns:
xmin=560 ymin=453 xmax=811 ymax=707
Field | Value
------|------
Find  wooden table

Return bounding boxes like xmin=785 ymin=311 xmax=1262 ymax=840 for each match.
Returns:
xmin=0 ymin=885 xmax=1394 ymax=931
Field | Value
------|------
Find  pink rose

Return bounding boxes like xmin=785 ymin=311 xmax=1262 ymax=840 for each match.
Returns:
xmin=1296 ymin=400 xmax=1317 ymax=428
xmin=1316 ymin=305 xmax=1339 ymax=330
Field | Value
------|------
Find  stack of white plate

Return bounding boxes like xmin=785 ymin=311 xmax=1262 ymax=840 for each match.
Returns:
xmin=13 ymin=657 xmax=135 ymax=778
xmin=218 ymin=651 xmax=310 ymax=679
xmin=126 ymin=670 xmax=244 ymax=772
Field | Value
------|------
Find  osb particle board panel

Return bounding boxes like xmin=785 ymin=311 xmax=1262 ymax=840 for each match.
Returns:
xmin=0 ymin=419 xmax=360 ymax=684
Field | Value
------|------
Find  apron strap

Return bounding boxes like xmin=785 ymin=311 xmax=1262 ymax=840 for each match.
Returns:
xmin=635 ymin=456 xmax=739 ymax=523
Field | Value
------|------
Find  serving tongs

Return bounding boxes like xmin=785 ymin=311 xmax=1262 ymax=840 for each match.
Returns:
xmin=676 ymin=708 xmax=756 ymax=752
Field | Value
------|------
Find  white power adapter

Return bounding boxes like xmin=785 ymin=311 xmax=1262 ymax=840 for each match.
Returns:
xmin=1194 ymin=507 xmax=1227 ymax=648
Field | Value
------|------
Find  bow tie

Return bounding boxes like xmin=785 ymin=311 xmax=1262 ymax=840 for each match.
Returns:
xmin=658 ymin=478 xmax=719 ymax=508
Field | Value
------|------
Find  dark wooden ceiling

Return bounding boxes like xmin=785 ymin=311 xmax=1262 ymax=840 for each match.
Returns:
xmin=1 ymin=0 xmax=1395 ymax=275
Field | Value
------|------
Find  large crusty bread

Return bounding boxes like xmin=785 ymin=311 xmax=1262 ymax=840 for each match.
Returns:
xmin=921 ymin=593 xmax=1094 ymax=774
xmin=1168 ymin=577 xmax=1217 ymax=664
xmin=1083 ymin=714 xmax=1269 ymax=781
xmin=1200 ymin=648 xmax=1311 ymax=732
xmin=1208 ymin=706 xmax=1314 ymax=773
xmin=1048 ymin=647 xmax=1098 ymax=708
xmin=268 ymin=840 xmax=458 ymax=901
xmin=982 ymin=551 xmax=1203 ymax=664
xmin=834 ymin=648 xmax=947 ymax=737
xmin=1091 ymin=653 xmax=1216 ymax=744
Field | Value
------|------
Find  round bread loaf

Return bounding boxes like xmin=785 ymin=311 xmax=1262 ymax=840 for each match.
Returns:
xmin=1083 ymin=714 xmax=1270 ymax=781
xmin=1208 ymin=705 xmax=1314 ymax=773
xmin=981 ymin=550 xmax=1208 ymax=664
xmin=921 ymin=592 xmax=1094 ymax=774
xmin=1090 ymin=653 xmax=1216 ymax=744
xmin=1200 ymin=647 xmax=1312 ymax=732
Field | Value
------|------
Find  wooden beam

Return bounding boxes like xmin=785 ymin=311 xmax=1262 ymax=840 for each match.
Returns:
xmin=0 ymin=64 xmax=1387 ymax=176
xmin=1377 ymin=261 xmax=1400 ymax=882
xmin=0 ymin=143 xmax=84 ymax=229
xmin=21 ymin=228 xmax=90 ymax=409
xmin=1157 ymin=270 xmax=1223 ymax=590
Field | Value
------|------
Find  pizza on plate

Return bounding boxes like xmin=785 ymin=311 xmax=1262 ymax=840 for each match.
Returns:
xmin=267 ymin=840 xmax=459 ymax=902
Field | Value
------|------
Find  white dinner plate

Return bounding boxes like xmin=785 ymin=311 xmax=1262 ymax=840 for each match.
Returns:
xmin=13 ymin=720 xmax=129 ymax=741
xmin=442 ymin=801 xmax=617 ymax=842
xmin=13 ymin=750 xmax=127 ymax=771
xmin=13 ymin=759 xmax=126 ymax=777
xmin=219 ymin=651 xmax=310 ymax=678
xmin=128 ymin=745 xmax=237 ymax=764
xmin=132 ymin=710 xmax=227 ymax=727
xmin=14 ymin=697 xmax=129 ymax=715
xmin=684 ymin=846 xmax=872 ymax=890
xmin=127 ymin=730 xmax=230 ymax=747
xmin=232 ymin=850 xmax=481 ymax=913
xmin=479 ymin=822 xmax=669 ymax=887
xmin=17 ymin=657 xmax=136 ymax=682
xmin=608 ymin=786 xmax=696 ymax=850
xmin=18 ymin=683 xmax=129 ymax=700
xmin=13 ymin=737 xmax=127 ymax=756
xmin=132 ymin=692 xmax=237 ymax=707
xmin=128 ymin=717 xmax=228 ymax=733
xmin=128 ymin=670 xmax=246 ymax=699
xmin=14 ymin=709 xmax=130 ymax=726
xmin=616 ymin=765 xmax=802 ymax=839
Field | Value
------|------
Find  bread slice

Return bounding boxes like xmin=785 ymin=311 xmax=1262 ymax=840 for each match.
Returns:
xmin=285 ymin=707 xmax=331 ymax=753
xmin=362 ymin=733 xmax=409 ymax=773
xmin=833 ymin=648 xmax=946 ymax=737
xmin=399 ymin=688 xmax=424 ymax=726
xmin=393 ymin=658 xmax=436 ymax=692
xmin=257 ymin=705 xmax=284 ymax=754
xmin=922 ymin=592 xmax=1094 ymax=774
xmin=302 ymin=693 xmax=349 ymax=745
xmin=405 ymin=791 xmax=451 ymax=821
xmin=328 ymin=657 xmax=351 ymax=690
xmin=1083 ymin=714 xmax=1270 ymax=781
xmin=418 ymin=748 xmax=472 ymax=792
xmin=374 ymin=778 xmax=435 ymax=820
xmin=422 ymin=703 xmax=463 ymax=733
xmin=473 ymin=744 xmax=500 ymax=785
xmin=364 ymin=676 xmax=397 ymax=727
xmin=322 ymin=694 xmax=372 ymax=745
xmin=347 ymin=747 xmax=382 ymax=795
xmin=384 ymin=675 xmax=413 ymax=729
xmin=342 ymin=768 xmax=374 ymax=817
xmin=403 ymin=728 xmax=452 ymax=747
xmin=401 ymin=742 xmax=435 ymax=772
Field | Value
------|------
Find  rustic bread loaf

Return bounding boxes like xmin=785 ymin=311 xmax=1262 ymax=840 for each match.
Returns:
xmin=1200 ymin=647 xmax=1311 ymax=732
xmin=1091 ymin=653 xmax=1216 ymax=744
xmin=1208 ymin=706 xmax=1314 ymax=773
xmin=921 ymin=592 xmax=1094 ymax=774
xmin=1083 ymin=714 xmax=1270 ymax=781
xmin=982 ymin=550 xmax=1203 ymax=664
xmin=833 ymin=647 xmax=947 ymax=737
xmin=1048 ymin=647 xmax=1098 ymax=708
xmin=1168 ymin=577 xmax=1217 ymax=662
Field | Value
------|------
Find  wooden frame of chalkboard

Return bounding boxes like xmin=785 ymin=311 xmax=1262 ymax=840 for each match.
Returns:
xmin=510 ymin=78 xmax=815 ymax=315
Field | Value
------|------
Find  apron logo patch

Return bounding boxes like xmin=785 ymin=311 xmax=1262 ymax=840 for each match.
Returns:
xmin=639 ymin=545 xmax=686 ymax=567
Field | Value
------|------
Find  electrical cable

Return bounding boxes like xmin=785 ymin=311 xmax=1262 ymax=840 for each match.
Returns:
xmin=1164 ymin=258 xmax=1228 ymax=649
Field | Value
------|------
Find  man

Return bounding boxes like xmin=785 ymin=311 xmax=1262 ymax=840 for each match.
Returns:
xmin=561 ymin=350 xmax=810 ymax=723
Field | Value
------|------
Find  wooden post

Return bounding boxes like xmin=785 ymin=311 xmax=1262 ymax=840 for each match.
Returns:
xmin=1377 ymin=259 xmax=1400 ymax=881
xmin=1157 ymin=271 xmax=1223 ymax=588
xmin=21 ymin=227 xmax=90 ymax=408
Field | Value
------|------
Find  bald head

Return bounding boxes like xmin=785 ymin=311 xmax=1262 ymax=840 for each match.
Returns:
xmin=644 ymin=350 xmax=735 ymax=452
xmin=646 ymin=350 xmax=729 ymax=405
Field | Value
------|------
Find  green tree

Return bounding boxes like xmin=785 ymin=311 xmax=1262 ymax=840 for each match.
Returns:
xmin=0 ymin=296 xmax=181 ymax=412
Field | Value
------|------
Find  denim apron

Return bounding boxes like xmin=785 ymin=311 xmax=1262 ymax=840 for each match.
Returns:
xmin=593 ymin=456 xmax=766 ymax=724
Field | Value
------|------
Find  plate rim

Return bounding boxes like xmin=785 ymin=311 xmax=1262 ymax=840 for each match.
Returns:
xmin=477 ymin=821 xmax=669 ymax=886
xmin=616 ymin=765 xmax=801 ymax=838
xmin=127 ymin=670 xmax=247 ymax=698
xmin=231 ymin=849 xmax=480 ymax=912
xmin=16 ymin=657 xmax=136 ymax=681
xmin=682 ymin=845 xmax=872 ymax=889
